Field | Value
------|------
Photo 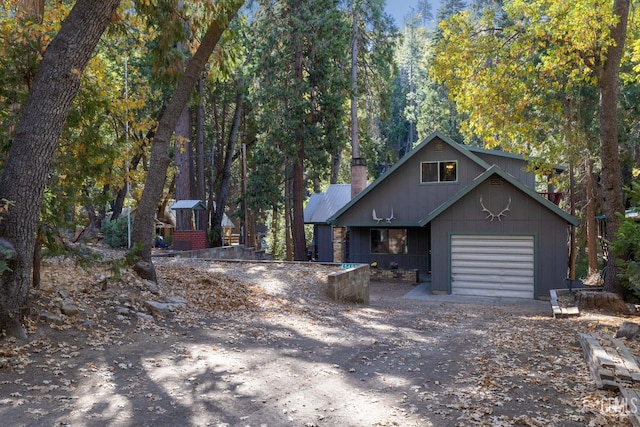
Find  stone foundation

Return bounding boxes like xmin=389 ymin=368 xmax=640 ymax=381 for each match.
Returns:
xmin=370 ymin=268 xmax=419 ymax=284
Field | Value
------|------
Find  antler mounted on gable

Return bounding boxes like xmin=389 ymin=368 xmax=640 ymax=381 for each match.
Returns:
xmin=479 ymin=195 xmax=511 ymax=222
xmin=385 ymin=208 xmax=395 ymax=223
xmin=372 ymin=209 xmax=382 ymax=223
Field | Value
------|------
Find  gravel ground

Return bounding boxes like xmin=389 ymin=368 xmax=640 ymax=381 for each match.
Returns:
xmin=0 ymin=256 xmax=634 ymax=426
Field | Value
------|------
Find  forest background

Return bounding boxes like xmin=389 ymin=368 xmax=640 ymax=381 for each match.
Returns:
xmin=0 ymin=0 xmax=639 ymax=339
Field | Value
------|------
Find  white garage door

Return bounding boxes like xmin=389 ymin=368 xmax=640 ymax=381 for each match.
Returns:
xmin=451 ymin=235 xmax=534 ymax=299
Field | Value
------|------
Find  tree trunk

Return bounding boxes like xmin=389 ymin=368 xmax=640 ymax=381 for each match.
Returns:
xmin=130 ymin=0 xmax=244 ymax=264
xmin=196 ymin=77 xmax=208 ymax=232
xmin=284 ymin=173 xmax=293 ymax=261
xmin=599 ymin=0 xmax=630 ymax=294
xmin=350 ymin=8 xmax=359 ymax=160
xmin=213 ymin=89 xmax=243 ymax=246
xmin=0 ymin=0 xmax=121 ymax=340
xmin=585 ymin=161 xmax=599 ymax=276
xmin=112 ymin=149 xmax=144 ymax=221
xmin=292 ymin=148 xmax=307 ymax=260
xmin=20 ymin=0 xmax=44 ymax=20
xmin=174 ymin=106 xmax=192 ymax=229
xmin=568 ymin=163 xmax=577 ymax=280
xmin=292 ymin=30 xmax=307 ymax=261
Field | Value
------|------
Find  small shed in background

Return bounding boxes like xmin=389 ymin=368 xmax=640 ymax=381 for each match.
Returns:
xmin=171 ymin=200 xmax=207 ymax=250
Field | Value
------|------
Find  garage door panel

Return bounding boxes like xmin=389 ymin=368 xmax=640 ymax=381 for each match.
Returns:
xmin=453 ymin=264 xmax=535 ymax=274
xmin=452 ymin=280 xmax=534 ymax=291
xmin=452 ymin=287 xmax=533 ymax=299
xmin=451 ymin=235 xmax=534 ymax=299
xmin=453 ymin=271 xmax=533 ymax=285
xmin=451 ymin=254 xmax=533 ymax=269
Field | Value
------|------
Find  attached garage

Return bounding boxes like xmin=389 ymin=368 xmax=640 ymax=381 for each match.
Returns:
xmin=450 ymin=235 xmax=535 ymax=299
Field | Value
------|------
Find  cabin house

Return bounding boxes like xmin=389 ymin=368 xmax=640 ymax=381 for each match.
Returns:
xmin=305 ymin=132 xmax=578 ymax=299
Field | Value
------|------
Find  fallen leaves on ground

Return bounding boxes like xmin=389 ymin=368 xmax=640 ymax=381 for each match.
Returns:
xmin=0 ymin=247 xmax=639 ymax=426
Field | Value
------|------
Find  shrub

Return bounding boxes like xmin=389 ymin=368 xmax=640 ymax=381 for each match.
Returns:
xmin=101 ymin=215 xmax=132 ymax=248
xmin=612 ymin=181 xmax=640 ymax=295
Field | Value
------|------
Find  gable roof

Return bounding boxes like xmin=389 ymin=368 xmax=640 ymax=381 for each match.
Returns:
xmin=418 ymin=164 xmax=579 ymax=226
xmin=304 ymin=184 xmax=352 ymax=224
xmin=328 ymin=131 xmax=491 ymax=223
xmin=325 ymin=131 xmax=577 ymax=227
xmin=171 ymin=200 xmax=207 ymax=210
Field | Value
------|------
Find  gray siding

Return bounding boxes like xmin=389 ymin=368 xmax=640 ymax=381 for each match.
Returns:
xmin=472 ymin=152 xmax=535 ymax=188
xmin=430 ymin=179 xmax=569 ymax=298
xmin=337 ymin=139 xmax=487 ymax=225
xmin=314 ymin=224 xmax=334 ymax=262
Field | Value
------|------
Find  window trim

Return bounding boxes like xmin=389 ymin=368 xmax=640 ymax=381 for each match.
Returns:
xmin=420 ymin=160 xmax=458 ymax=183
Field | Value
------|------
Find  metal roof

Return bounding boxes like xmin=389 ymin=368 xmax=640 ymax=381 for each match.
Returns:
xmin=304 ymin=184 xmax=351 ymax=224
xmin=170 ymin=200 xmax=207 ymax=210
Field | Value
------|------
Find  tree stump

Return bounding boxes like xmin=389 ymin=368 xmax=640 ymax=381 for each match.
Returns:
xmin=575 ymin=290 xmax=629 ymax=314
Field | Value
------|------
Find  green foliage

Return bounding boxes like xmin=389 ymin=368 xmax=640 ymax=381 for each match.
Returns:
xmin=110 ymin=258 xmax=126 ymax=281
xmin=101 ymin=216 xmax=132 ymax=248
xmin=247 ymin=0 xmax=351 ymax=210
xmin=208 ymin=224 xmax=221 ymax=246
xmin=613 ymin=182 xmax=640 ymax=295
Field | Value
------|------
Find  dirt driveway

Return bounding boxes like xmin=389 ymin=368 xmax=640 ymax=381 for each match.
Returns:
xmin=0 ymin=256 xmax=633 ymax=426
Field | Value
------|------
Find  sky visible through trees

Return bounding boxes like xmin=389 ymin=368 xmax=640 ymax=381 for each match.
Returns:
xmin=385 ymin=0 xmax=441 ymax=27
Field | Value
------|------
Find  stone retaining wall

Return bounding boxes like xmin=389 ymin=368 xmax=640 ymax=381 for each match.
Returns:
xmin=327 ymin=264 xmax=370 ymax=304
xmin=157 ymin=245 xmax=272 ymax=261
xmin=370 ymin=268 xmax=419 ymax=284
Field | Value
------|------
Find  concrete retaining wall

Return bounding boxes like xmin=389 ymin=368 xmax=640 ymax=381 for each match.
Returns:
xmin=327 ymin=264 xmax=370 ymax=304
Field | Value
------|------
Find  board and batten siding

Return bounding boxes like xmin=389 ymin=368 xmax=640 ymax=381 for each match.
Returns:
xmin=430 ymin=179 xmax=570 ymax=299
xmin=450 ymin=235 xmax=535 ymax=298
xmin=336 ymin=140 xmax=486 ymax=226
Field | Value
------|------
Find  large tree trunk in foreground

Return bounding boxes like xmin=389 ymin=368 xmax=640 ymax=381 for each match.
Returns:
xmin=131 ymin=0 xmax=244 ymax=264
xmin=0 ymin=0 xmax=121 ymax=340
xmin=599 ymin=0 xmax=629 ymax=295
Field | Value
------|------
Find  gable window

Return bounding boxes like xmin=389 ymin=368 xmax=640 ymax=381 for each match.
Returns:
xmin=371 ymin=229 xmax=408 ymax=254
xmin=421 ymin=161 xmax=457 ymax=183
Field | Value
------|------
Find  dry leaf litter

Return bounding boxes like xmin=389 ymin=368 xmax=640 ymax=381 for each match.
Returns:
xmin=0 ymin=246 xmax=637 ymax=426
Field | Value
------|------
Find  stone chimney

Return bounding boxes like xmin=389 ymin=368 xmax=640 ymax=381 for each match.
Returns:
xmin=351 ymin=157 xmax=366 ymax=199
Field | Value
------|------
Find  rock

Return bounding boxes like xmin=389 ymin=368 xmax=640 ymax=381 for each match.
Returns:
xmin=133 ymin=261 xmax=157 ymax=282
xmin=144 ymin=300 xmax=176 ymax=316
xmin=116 ymin=306 xmax=131 ymax=315
xmin=164 ymin=296 xmax=187 ymax=306
xmin=61 ymin=303 xmax=81 ymax=316
xmin=143 ymin=279 xmax=160 ymax=295
xmin=616 ymin=322 xmax=640 ymax=340
xmin=144 ymin=297 xmax=187 ymax=317
xmin=117 ymin=294 xmax=134 ymax=305
xmin=135 ymin=312 xmax=155 ymax=322
xmin=39 ymin=311 xmax=63 ymax=324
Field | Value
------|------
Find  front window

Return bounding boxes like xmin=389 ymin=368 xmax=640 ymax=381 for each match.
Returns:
xmin=421 ymin=161 xmax=457 ymax=183
xmin=371 ymin=229 xmax=408 ymax=254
